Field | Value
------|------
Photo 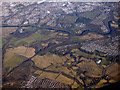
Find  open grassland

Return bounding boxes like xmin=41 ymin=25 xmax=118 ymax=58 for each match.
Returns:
xmin=76 ymin=57 xmax=103 ymax=77
xmin=92 ymin=79 xmax=116 ymax=88
xmin=78 ymin=33 xmax=104 ymax=40
xmin=9 ymin=30 xmax=58 ymax=47
xmin=71 ymin=33 xmax=104 ymax=41
xmin=9 ymin=37 xmax=18 ymax=45
xmin=4 ymin=50 xmax=27 ymax=71
xmin=106 ymin=63 xmax=120 ymax=81
xmin=22 ymin=27 xmax=38 ymax=32
xmin=71 ymin=49 xmax=108 ymax=65
xmin=59 ymin=15 xmax=78 ymax=24
xmin=71 ymin=36 xmax=84 ymax=42
xmin=2 ymin=27 xmax=17 ymax=38
xmin=14 ymin=33 xmax=46 ymax=44
xmin=3 ymin=60 xmax=36 ymax=88
xmin=32 ymin=53 xmax=66 ymax=69
xmin=58 ymin=33 xmax=68 ymax=36
xmin=56 ymin=74 xmax=74 ymax=85
xmin=2 ymin=38 xmax=7 ymax=47
xmin=46 ymin=65 xmax=71 ymax=75
xmin=9 ymin=46 xmax=35 ymax=58
xmin=92 ymin=79 xmax=107 ymax=88
xmin=38 ymin=72 xmax=59 ymax=80
xmin=71 ymin=49 xmax=106 ymax=61
xmin=79 ymin=10 xmax=101 ymax=19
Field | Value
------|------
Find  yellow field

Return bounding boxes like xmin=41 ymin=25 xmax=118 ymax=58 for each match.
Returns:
xmin=71 ymin=81 xmax=80 ymax=88
xmin=92 ymin=79 xmax=107 ymax=88
xmin=41 ymin=43 xmax=49 ymax=47
xmin=52 ymin=40 xmax=61 ymax=44
xmin=56 ymin=74 xmax=73 ymax=85
xmin=114 ymin=15 xmax=120 ymax=20
xmin=77 ymin=57 xmax=103 ymax=77
xmin=79 ymin=33 xmax=103 ymax=40
xmin=106 ymin=63 xmax=120 ymax=81
xmin=9 ymin=46 xmax=35 ymax=58
xmin=2 ymin=27 xmax=17 ymax=37
xmin=110 ymin=23 xmax=119 ymax=28
xmin=38 ymin=72 xmax=59 ymax=80
xmin=32 ymin=53 xmax=65 ymax=69
xmin=58 ymin=33 xmax=68 ymax=36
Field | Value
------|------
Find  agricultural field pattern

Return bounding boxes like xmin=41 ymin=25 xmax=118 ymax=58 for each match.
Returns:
xmin=1 ymin=2 xmax=120 ymax=89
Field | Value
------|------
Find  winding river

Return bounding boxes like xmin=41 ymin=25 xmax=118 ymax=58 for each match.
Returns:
xmin=2 ymin=20 xmax=114 ymax=36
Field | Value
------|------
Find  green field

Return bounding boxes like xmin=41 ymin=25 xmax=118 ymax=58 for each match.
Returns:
xmin=71 ymin=36 xmax=84 ymax=42
xmin=79 ymin=10 xmax=101 ymax=19
xmin=59 ymin=15 xmax=78 ymax=24
xmin=4 ymin=51 xmax=28 ymax=71
xmin=23 ymin=27 xmax=38 ymax=32
xmin=9 ymin=30 xmax=57 ymax=47
xmin=71 ymin=49 xmax=107 ymax=65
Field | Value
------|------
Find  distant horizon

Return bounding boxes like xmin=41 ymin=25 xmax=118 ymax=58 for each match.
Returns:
xmin=1 ymin=0 xmax=120 ymax=2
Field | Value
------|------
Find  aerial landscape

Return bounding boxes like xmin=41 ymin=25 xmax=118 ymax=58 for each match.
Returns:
xmin=1 ymin=1 xmax=120 ymax=89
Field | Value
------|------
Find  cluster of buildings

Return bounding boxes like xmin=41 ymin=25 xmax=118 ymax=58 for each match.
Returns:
xmin=77 ymin=4 xmax=95 ymax=13
xmin=75 ymin=23 xmax=86 ymax=28
xmin=81 ymin=37 xmax=119 ymax=56
xmin=23 ymin=75 xmax=69 ymax=89
xmin=90 ymin=3 xmax=118 ymax=33
xmin=2 ymin=2 xmax=105 ymax=26
xmin=56 ymin=44 xmax=78 ymax=51
xmin=24 ymin=76 xmax=37 ymax=88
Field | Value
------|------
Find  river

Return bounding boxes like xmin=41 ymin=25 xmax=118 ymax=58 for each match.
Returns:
xmin=2 ymin=20 xmax=114 ymax=36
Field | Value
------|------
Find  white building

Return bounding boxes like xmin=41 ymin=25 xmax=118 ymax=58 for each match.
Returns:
xmin=19 ymin=29 xmax=24 ymax=33
xmin=96 ymin=60 xmax=102 ymax=64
